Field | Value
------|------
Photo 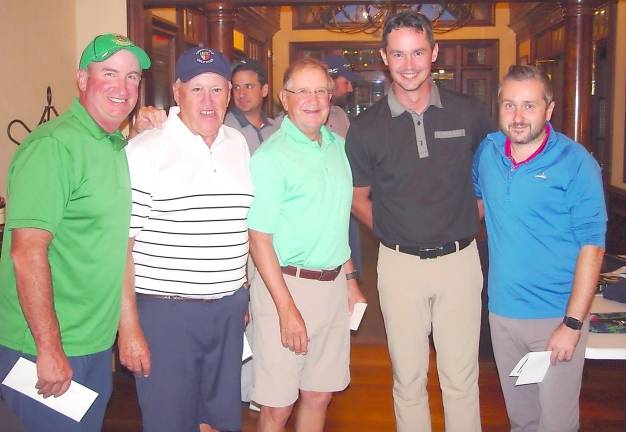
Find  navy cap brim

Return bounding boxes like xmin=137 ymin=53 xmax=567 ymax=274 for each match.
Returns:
xmin=337 ymin=70 xmax=363 ymax=82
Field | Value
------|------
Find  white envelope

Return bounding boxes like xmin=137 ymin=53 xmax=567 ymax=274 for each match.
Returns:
xmin=350 ymin=303 xmax=368 ymax=331
xmin=509 ymin=351 xmax=551 ymax=386
xmin=1 ymin=357 xmax=99 ymax=422
xmin=242 ymin=334 xmax=253 ymax=362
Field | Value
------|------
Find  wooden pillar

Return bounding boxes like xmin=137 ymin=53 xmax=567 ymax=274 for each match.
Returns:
xmin=205 ymin=2 xmax=236 ymax=61
xmin=127 ymin=0 xmax=147 ymax=112
xmin=127 ymin=0 xmax=145 ymax=47
xmin=561 ymin=0 xmax=594 ymax=150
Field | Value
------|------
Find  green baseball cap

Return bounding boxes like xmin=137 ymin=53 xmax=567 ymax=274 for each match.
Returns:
xmin=79 ymin=33 xmax=151 ymax=70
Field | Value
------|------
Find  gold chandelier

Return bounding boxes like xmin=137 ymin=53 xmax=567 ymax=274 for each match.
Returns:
xmin=314 ymin=2 xmax=476 ymax=35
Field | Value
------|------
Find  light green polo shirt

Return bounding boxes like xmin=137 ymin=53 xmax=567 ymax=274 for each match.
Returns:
xmin=248 ymin=117 xmax=352 ymax=269
xmin=0 ymin=99 xmax=131 ymax=356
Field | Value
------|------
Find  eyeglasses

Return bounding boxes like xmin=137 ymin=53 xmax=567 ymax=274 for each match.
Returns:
xmin=283 ymin=88 xmax=331 ymax=98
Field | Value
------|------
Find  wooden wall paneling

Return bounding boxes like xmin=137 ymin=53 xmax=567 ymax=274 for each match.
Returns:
xmin=606 ymin=187 xmax=626 ymax=254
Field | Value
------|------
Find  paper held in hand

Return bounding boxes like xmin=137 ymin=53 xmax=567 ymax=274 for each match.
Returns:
xmin=242 ymin=334 xmax=252 ymax=362
xmin=1 ymin=357 xmax=99 ymax=422
xmin=509 ymin=351 xmax=551 ymax=386
xmin=350 ymin=302 xmax=367 ymax=331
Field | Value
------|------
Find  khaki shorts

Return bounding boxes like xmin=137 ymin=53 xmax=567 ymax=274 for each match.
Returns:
xmin=250 ymin=271 xmax=351 ymax=407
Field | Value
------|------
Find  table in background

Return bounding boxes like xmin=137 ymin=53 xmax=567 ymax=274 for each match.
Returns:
xmin=585 ymin=294 xmax=626 ymax=360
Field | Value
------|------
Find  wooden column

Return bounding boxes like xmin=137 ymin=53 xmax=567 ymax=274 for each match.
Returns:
xmin=205 ymin=2 xmax=236 ymax=61
xmin=561 ymin=0 xmax=594 ymax=150
xmin=127 ymin=0 xmax=145 ymax=47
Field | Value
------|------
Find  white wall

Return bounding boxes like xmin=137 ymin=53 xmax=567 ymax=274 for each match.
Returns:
xmin=0 ymin=0 xmax=127 ymax=196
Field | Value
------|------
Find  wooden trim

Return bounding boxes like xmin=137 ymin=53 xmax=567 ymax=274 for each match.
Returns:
xmin=509 ymin=2 xmax=564 ymax=42
xmin=606 ymin=186 xmax=626 ymax=254
xmin=127 ymin=0 xmax=145 ymax=47
xmin=127 ymin=0 xmax=147 ymax=111
xmin=611 ymin=82 xmax=626 ymax=183
xmin=598 ymin=0 xmax=616 ymax=185
xmin=237 ymin=7 xmax=280 ymax=42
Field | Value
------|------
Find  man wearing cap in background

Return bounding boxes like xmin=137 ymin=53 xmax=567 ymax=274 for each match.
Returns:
xmin=224 ymin=57 xmax=279 ymax=410
xmin=225 ymin=58 xmax=279 ymax=154
xmin=0 ymin=33 xmax=149 ymax=431
xmin=321 ymin=55 xmax=363 ymax=279
xmin=321 ymin=55 xmax=360 ymax=137
xmin=117 ymin=46 xmax=251 ymax=432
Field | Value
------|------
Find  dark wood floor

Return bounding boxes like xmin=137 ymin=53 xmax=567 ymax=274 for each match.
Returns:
xmin=103 ymin=228 xmax=626 ymax=431
xmin=104 ymin=345 xmax=625 ymax=432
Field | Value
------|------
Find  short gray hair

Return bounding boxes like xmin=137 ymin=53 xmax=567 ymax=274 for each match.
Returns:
xmin=283 ymin=57 xmax=334 ymax=91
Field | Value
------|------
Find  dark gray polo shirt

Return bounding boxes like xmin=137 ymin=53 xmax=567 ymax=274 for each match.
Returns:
xmin=224 ymin=106 xmax=279 ymax=154
xmin=346 ymin=83 xmax=493 ymax=248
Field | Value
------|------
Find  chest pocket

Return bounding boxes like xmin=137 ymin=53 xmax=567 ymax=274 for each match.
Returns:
xmin=434 ymin=129 xmax=466 ymax=139
xmin=430 ymin=127 xmax=473 ymax=173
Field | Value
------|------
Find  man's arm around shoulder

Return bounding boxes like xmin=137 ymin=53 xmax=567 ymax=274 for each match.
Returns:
xmin=128 ymin=106 xmax=167 ymax=139
xmin=11 ymin=228 xmax=72 ymax=398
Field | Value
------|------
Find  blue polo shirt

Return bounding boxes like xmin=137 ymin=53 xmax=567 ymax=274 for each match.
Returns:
xmin=473 ymin=123 xmax=606 ymax=319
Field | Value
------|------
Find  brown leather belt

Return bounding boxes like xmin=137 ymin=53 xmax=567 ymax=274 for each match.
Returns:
xmin=382 ymin=237 xmax=474 ymax=260
xmin=281 ymin=265 xmax=342 ymax=282
xmin=136 ymin=292 xmax=219 ymax=303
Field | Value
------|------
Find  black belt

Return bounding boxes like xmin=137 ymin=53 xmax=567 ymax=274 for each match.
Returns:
xmin=281 ymin=265 xmax=342 ymax=282
xmin=382 ymin=237 xmax=473 ymax=259
xmin=136 ymin=292 xmax=219 ymax=303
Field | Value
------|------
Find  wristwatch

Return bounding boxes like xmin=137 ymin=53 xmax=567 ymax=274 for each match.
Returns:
xmin=345 ymin=271 xmax=358 ymax=280
xmin=563 ymin=316 xmax=583 ymax=330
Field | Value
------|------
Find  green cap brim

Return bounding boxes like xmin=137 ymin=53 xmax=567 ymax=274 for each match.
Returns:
xmin=79 ymin=41 xmax=151 ymax=70
xmin=123 ymin=45 xmax=151 ymax=70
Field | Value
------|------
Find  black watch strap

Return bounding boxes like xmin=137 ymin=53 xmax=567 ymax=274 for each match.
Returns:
xmin=563 ymin=316 xmax=583 ymax=330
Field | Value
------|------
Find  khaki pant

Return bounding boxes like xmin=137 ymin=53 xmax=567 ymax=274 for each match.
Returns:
xmin=378 ymin=241 xmax=483 ymax=432
xmin=251 ymin=272 xmax=350 ymax=407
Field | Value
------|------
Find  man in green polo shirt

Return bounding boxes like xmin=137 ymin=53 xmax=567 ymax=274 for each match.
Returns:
xmin=248 ymin=57 xmax=366 ymax=432
xmin=0 ymin=34 xmax=150 ymax=432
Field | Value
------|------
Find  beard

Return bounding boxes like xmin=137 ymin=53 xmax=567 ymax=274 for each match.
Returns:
xmin=504 ymin=122 xmax=545 ymax=146
xmin=332 ymin=92 xmax=352 ymax=109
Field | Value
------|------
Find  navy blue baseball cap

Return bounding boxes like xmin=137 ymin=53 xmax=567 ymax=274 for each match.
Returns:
xmin=321 ymin=55 xmax=362 ymax=82
xmin=231 ymin=58 xmax=268 ymax=84
xmin=175 ymin=47 xmax=231 ymax=82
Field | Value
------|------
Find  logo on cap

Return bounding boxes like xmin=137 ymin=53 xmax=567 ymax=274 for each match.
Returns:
xmin=197 ymin=49 xmax=214 ymax=64
xmin=113 ymin=35 xmax=132 ymax=46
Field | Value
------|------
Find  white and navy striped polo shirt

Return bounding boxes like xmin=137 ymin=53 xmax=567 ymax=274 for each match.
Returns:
xmin=126 ymin=107 xmax=253 ymax=300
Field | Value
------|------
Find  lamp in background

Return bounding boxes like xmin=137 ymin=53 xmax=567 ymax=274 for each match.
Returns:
xmin=314 ymin=2 xmax=476 ymax=34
